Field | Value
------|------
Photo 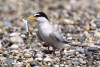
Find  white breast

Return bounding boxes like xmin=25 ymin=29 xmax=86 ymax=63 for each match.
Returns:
xmin=39 ymin=22 xmax=52 ymax=36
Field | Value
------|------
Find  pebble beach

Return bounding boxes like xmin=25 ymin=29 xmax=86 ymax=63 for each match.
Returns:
xmin=0 ymin=0 xmax=100 ymax=67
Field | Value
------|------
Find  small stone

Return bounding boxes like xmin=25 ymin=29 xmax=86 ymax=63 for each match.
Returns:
xmin=9 ymin=32 xmax=20 ymax=37
xmin=94 ymin=19 xmax=100 ymax=28
xmin=75 ymin=47 xmax=84 ymax=54
xmin=10 ymin=50 xmax=19 ymax=54
xmin=5 ymin=58 xmax=14 ymax=67
xmin=60 ymin=64 xmax=65 ymax=67
xmin=12 ymin=62 xmax=24 ymax=67
xmin=35 ymin=52 xmax=43 ymax=58
xmin=20 ymin=34 xmax=26 ymax=38
xmin=0 ymin=29 xmax=4 ymax=39
xmin=4 ymin=21 xmax=12 ymax=27
xmin=43 ymin=57 xmax=52 ymax=62
xmin=85 ymin=49 xmax=93 ymax=56
xmin=0 ymin=57 xmax=7 ymax=62
xmin=71 ymin=58 xmax=79 ymax=65
xmin=79 ymin=58 xmax=86 ymax=64
xmin=53 ymin=65 xmax=59 ymax=67
xmin=66 ymin=52 xmax=75 ymax=57
xmin=90 ymin=22 xmax=96 ymax=30
xmin=94 ymin=31 xmax=100 ymax=39
xmin=34 ymin=66 xmax=40 ymax=67
xmin=53 ymin=57 xmax=60 ymax=63
xmin=10 ymin=45 xmax=19 ymax=50
xmin=0 ymin=41 xmax=2 ymax=50
xmin=26 ymin=63 xmax=31 ymax=67
xmin=87 ymin=47 xmax=99 ymax=51
xmin=24 ymin=53 xmax=32 ymax=58
xmin=35 ymin=57 xmax=42 ymax=61
xmin=10 ymin=36 xmax=23 ymax=43
xmin=66 ymin=50 xmax=75 ymax=57
xmin=87 ymin=59 xmax=93 ymax=65
xmin=84 ymin=23 xmax=91 ymax=30
xmin=62 ymin=19 xmax=74 ymax=25
xmin=13 ymin=64 xmax=18 ymax=67
xmin=87 ymin=43 xmax=100 ymax=48
xmin=62 ymin=26 xmax=78 ymax=33
xmin=30 ymin=61 xmax=38 ymax=67
xmin=1 ymin=39 xmax=13 ymax=48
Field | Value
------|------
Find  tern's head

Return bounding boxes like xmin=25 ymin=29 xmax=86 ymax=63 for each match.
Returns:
xmin=27 ymin=12 xmax=49 ymax=23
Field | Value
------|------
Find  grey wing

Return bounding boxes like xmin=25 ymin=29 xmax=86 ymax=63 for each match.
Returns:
xmin=50 ymin=29 xmax=70 ymax=43
xmin=36 ymin=31 xmax=44 ymax=41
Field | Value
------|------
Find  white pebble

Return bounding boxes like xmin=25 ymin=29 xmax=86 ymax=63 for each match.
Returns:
xmin=10 ymin=45 xmax=19 ymax=49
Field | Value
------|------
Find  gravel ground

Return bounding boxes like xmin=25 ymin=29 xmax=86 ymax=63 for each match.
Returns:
xmin=0 ymin=0 xmax=100 ymax=67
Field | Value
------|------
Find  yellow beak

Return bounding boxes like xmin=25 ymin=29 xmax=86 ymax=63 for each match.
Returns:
xmin=26 ymin=15 xmax=36 ymax=21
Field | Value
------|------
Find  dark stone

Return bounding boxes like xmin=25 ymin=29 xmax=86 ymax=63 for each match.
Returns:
xmin=87 ymin=47 xmax=99 ymax=51
xmin=1 ymin=39 xmax=13 ymax=48
xmin=30 ymin=61 xmax=39 ymax=67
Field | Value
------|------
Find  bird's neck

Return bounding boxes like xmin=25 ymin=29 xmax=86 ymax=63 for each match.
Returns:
xmin=38 ymin=22 xmax=52 ymax=30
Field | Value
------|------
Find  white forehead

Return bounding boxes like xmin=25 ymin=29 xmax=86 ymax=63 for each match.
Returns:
xmin=34 ymin=13 xmax=40 ymax=16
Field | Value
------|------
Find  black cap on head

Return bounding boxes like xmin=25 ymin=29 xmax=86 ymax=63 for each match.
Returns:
xmin=34 ymin=12 xmax=49 ymax=20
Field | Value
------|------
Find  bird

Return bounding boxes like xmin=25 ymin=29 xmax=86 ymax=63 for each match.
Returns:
xmin=26 ymin=12 xmax=71 ymax=49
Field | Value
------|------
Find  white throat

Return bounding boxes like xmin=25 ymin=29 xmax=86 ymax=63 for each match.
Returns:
xmin=36 ymin=17 xmax=49 ymax=23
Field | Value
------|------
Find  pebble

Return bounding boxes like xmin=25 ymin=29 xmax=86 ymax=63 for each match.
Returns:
xmin=90 ymin=22 xmax=96 ymax=30
xmin=43 ymin=57 xmax=52 ymax=62
xmin=10 ymin=50 xmax=19 ymax=55
xmin=0 ymin=41 xmax=2 ymax=50
xmin=20 ymin=34 xmax=26 ymax=38
xmin=1 ymin=39 xmax=13 ymax=48
xmin=94 ymin=31 xmax=100 ymax=39
xmin=10 ymin=44 xmax=19 ymax=50
xmin=9 ymin=36 xmax=23 ymax=43
xmin=30 ymin=61 xmax=38 ymax=67
xmin=62 ymin=26 xmax=78 ymax=33
xmin=5 ymin=58 xmax=14 ymax=67
xmin=60 ymin=64 xmax=65 ymax=67
xmin=35 ymin=52 xmax=43 ymax=58
xmin=87 ymin=47 xmax=99 ymax=51
xmin=9 ymin=32 xmax=21 ymax=37
xmin=0 ymin=29 xmax=4 ymax=39
xmin=25 ymin=57 xmax=33 ymax=63
xmin=0 ymin=57 xmax=7 ymax=62
xmin=94 ymin=19 xmax=100 ymax=28
xmin=79 ymin=58 xmax=86 ymax=64
xmin=85 ymin=49 xmax=93 ymax=56
xmin=24 ymin=53 xmax=32 ymax=58
xmin=62 ymin=19 xmax=74 ymax=25
xmin=35 ymin=57 xmax=42 ymax=61
xmin=66 ymin=50 xmax=75 ymax=57
xmin=75 ymin=47 xmax=84 ymax=54
xmin=53 ymin=65 xmax=59 ymax=67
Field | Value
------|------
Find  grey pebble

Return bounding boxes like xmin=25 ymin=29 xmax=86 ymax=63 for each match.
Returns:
xmin=87 ymin=47 xmax=99 ymax=51
xmin=30 ymin=61 xmax=39 ymax=67
xmin=66 ymin=52 xmax=75 ymax=57
xmin=75 ymin=47 xmax=85 ymax=54
xmin=43 ymin=57 xmax=52 ymax=62
xmin=94 ymin=19 xmax=100 ymax=28
xmin=10 ymin=50 xmax=19 ymax=55
xmin=85 ymin=49 xmax=93 ymax=56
